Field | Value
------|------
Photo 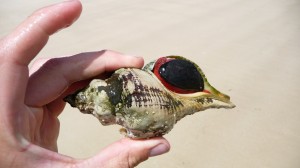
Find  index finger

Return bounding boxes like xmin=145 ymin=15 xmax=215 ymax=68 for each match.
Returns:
xmin=0 ymin=0 xmax=82 ymax=65
xmin=0 ymin=1 xmax=82 ymax=110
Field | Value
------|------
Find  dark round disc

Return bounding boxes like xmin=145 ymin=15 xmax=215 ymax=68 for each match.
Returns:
xmin=159 ymin=59 xmax=204 ymax=92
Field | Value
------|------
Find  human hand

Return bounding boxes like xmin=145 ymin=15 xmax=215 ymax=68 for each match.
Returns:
xmin=0 ymin=1 xmax=170 ymax=167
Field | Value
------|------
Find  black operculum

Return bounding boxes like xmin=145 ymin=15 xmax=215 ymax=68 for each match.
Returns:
xmin=159 ymin=59 xmax=204 ymax=91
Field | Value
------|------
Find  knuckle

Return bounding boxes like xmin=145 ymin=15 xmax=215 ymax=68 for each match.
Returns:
xmin=42 ymin=58 xmax=63 ymax=70
xmin=118 ymin=140 xmax=149 ymax=168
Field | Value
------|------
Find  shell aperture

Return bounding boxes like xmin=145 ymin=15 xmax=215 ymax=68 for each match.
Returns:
xmin=153 ymin=57 xmax=204 ymax=94
xmin=64 ymin=56 xmax=235 ymax=139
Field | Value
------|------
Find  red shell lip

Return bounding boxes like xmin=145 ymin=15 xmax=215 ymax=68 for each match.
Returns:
xmin=152 ymin=57 xmax=207 ymax=94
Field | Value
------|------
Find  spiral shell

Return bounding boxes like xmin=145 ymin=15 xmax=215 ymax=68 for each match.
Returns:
xmin=64 ymin=56 xmax=235 ymax=138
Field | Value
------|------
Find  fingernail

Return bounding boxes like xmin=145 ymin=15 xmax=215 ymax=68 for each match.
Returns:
xmin=149 ymin=143 xmax=169 ymax=157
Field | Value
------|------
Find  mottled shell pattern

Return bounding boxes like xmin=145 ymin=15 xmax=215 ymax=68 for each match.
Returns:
xmin=64 ymin=56 xmax=235 ymax=139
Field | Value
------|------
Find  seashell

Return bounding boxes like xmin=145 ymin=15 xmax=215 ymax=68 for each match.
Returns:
xmin=64 ymin=56 xmax=235 ymax=139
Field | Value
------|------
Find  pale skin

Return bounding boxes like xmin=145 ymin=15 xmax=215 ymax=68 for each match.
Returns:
xmin=0 ymin=1 xmax=170 ymax=167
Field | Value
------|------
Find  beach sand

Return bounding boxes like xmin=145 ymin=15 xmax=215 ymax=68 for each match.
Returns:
xmin=1 ymin=0 xmax=300 ymax=167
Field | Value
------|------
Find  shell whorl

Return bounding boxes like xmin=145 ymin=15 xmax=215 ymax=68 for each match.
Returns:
xmin=117 ymin=69 xmax=183 ymax=112
xmin=107 ymin=68 xmax=184 ymax=138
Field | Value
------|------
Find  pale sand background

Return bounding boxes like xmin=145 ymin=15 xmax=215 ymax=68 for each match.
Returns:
xmin=1 ymin=0 xmax=300 ymax=167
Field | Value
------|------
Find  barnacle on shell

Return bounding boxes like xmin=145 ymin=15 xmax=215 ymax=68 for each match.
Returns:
xmin=64 ymin=56 xmax=235 ymax=139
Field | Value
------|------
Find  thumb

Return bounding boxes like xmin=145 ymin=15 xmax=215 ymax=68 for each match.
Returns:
xmin=79 ymin=137 xmax=170 ymax=168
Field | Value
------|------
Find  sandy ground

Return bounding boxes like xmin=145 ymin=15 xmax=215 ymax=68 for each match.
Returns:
xmin=1 ymin=0 xmax=300 ymax=167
